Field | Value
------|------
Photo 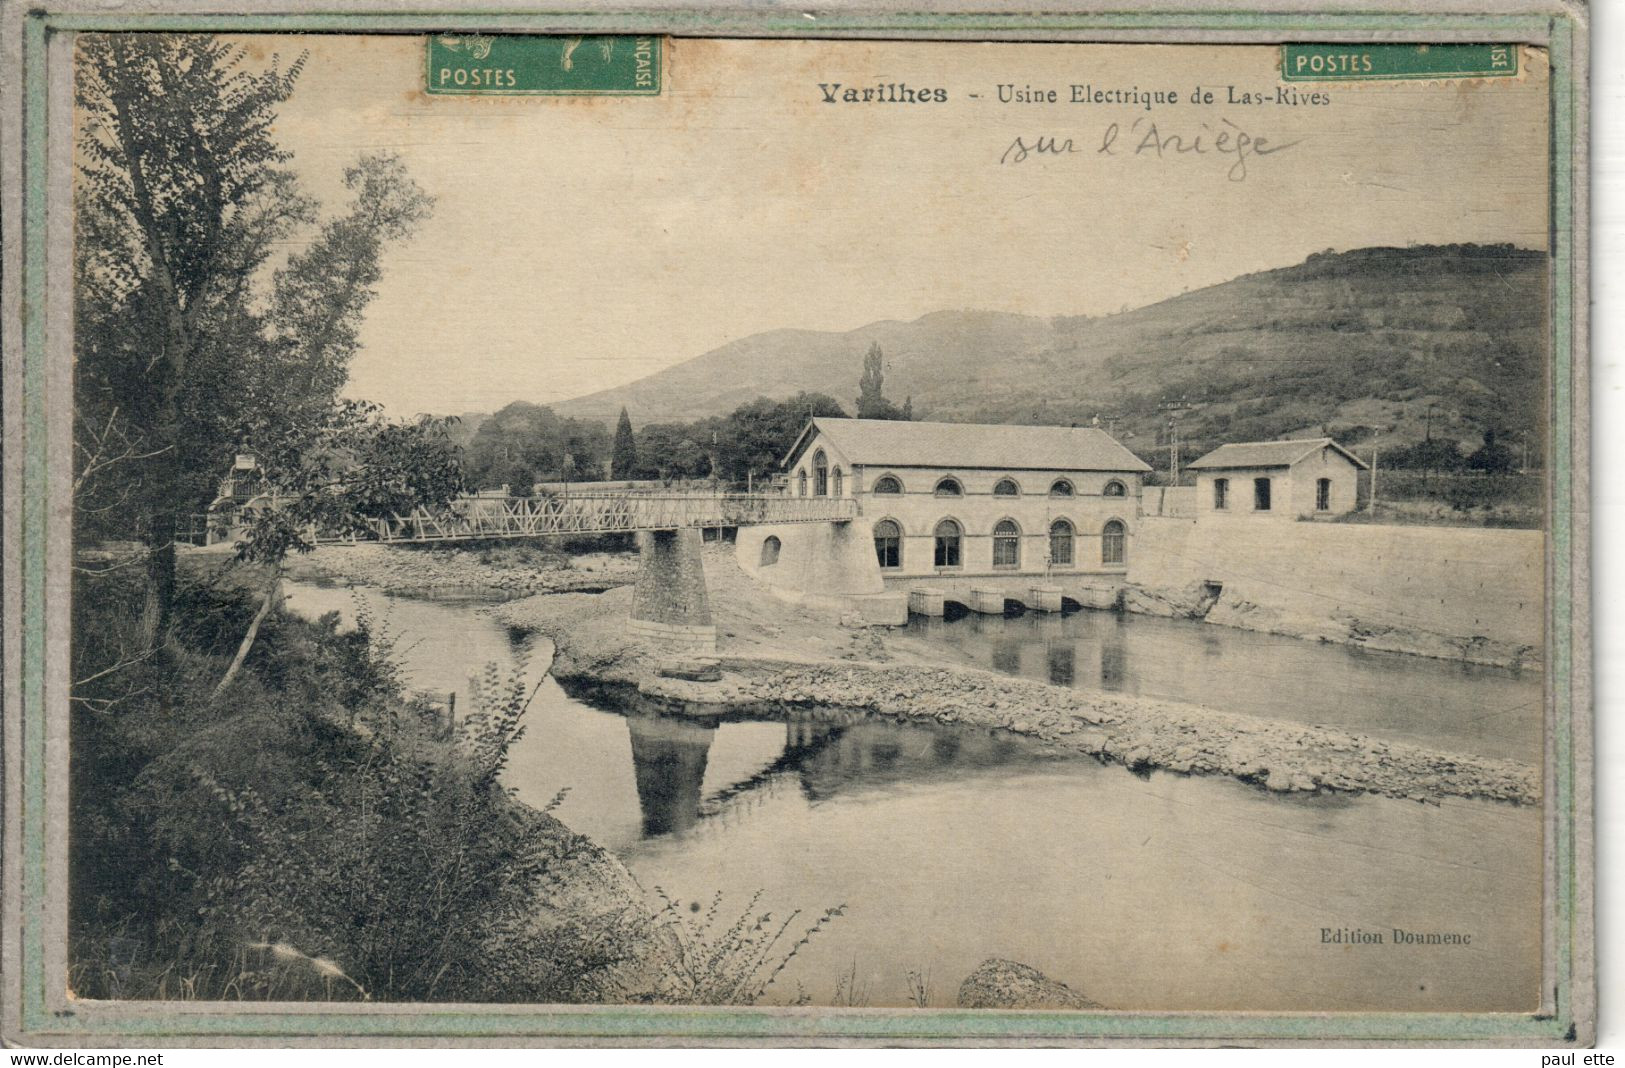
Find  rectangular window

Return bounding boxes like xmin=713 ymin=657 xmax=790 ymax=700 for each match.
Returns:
xmin=1316 ymin=477 xmax=1331 ymax=511
xmin=1253 ymin=477 xmax=1271 ymax=511
xmin=1213 ymin=478 xmax=1229 ymax=510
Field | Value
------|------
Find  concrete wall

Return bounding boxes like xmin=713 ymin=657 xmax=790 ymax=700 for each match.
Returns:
xmin=888 ymin=572 xmax=1127 ymax=612
xmin=1128 ymin=516 xmax=1544 ymax=663
xmin=735 ymin=521 xmax=907 ymax=624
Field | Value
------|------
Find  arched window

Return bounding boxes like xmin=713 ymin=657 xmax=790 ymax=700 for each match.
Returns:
xmin=813 ymin=450 xmax=829 ymax=496
xmin=760 ymin=536 xmax=781 ymax=567
xmin=873 ymin=519 xmax=902 ymax=569
xmin=934 ymin=477 xmax=963 ymax=497
xmin=1102 ymin=519 xmax=1127 ymax=566
xmin=872 ymin=475 xmax=903 ymax=495
xmin=933 ymin=519 xmax=962 ymax=568
xmin=1049 ymin=479 xmax=1075 ymax=498
xmin=993 ymin=478 xmax=1021 ymax=497
xmin=1103 ymin=480 xmax=1127 ymax=497
xmin=993 ymin=519 xmax=1021 ymax=569
xmin=797 ymin=470 xmax=808 ymax=497
xmin=1316 ymin=477 xmax=1332 ymax=511
xmin=1049 ymin=518 xmax=1075 ymax=566
xmin=1213 ymin=477 xmax=1229 ymax=510
xmin=832 ymin=468 xmax=844 ymax=497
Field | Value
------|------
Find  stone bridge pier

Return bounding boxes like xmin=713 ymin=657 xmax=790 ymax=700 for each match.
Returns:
xmin=628 ymin=527 xmax=718 ymax=655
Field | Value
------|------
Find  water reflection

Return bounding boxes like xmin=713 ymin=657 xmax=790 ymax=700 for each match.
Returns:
xmin=906 ymin=606 xmax=1542 ymax=762
xmin=579 ymin=686 xmax=1065 ymax=840
xmin=625 ymin=716 xmax=715 ymax=836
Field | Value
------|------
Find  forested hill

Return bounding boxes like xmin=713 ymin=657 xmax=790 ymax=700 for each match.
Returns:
xmin=546 ymin=244 xmax=1548 ymax=457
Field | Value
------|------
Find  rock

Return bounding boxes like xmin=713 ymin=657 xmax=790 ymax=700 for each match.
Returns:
xmin=956 ymin=958 xmax=1101 ymax=1010
xmin=655 ymin=657 xmax=722 ymax=682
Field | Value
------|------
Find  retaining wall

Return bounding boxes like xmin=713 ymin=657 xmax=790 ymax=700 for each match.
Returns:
xmin=1127 ymin=517 xmax=1544 ymax=665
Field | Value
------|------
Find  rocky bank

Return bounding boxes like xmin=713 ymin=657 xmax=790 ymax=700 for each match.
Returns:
xmin=285 ymin=543 xmax=637 ymax=597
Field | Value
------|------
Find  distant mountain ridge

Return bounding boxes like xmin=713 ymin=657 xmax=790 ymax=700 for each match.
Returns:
xmin=533 ymin=243 xmax=1546 ymax=458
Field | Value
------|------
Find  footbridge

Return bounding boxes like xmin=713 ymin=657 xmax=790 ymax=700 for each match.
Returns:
xmin=353 ymin=493 xmax=856 ymax=543
xmin=202 ymin=490 xmax=858 ymax=656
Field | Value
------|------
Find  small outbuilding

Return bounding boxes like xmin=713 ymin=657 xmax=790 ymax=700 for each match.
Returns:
xmin=1185 ymin=438 xmax=1369 ymax=520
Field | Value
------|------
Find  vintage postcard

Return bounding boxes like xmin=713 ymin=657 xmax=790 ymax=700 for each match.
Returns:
xmin=0 ymin=0 xmax=1591 ymax=1048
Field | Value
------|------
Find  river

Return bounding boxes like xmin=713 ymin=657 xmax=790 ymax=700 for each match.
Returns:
xmin=281 ymin=580 xmax=1543 ymax=1013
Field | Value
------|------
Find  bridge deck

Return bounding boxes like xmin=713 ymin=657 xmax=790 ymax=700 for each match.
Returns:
xmin=353 ymin=493 xmax=856 ymax=543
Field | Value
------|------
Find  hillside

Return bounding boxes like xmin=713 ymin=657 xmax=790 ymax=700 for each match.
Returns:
xmin=546 ymin=244 xmax=1548 ymax=461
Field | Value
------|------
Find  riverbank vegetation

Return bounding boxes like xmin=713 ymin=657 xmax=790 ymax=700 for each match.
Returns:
xmin=71 ymin=562 xmax=641 ymax=1001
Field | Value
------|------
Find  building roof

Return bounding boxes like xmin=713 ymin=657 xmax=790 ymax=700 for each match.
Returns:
xmin=783 ymin=417 xmax=1153 ymax=473
xmin=1185 ymin=438 xmax=1370 ymax=471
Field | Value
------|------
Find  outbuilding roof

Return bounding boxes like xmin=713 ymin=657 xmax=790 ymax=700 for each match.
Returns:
xmin=783 ymin=417 xmax=1153 ymax=473
xmin=1185 ymin=438 xmax=1370 ymax=471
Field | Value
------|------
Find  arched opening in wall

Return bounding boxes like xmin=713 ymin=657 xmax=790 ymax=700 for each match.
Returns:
xmin=934 ymin=477 xmax=963 ymax=497
xmin=1050 ymin=479 xmax=1074 ymax=498
xmin=1316 ymin=477 xmax=1332 ymax=511
xmin=993 ymin=519 xmax=1021 ymax=569
xmin=1103 ymin=480 xmax=1127 ymax=498
xmin=993 ymin=477 xmax=1021 ymax=497
xmin=1049 ymin=518 xmax=1075 ymax=566
xmin=1102 ymin=519 xmax=1127 ymax=566
xmin=797 ymin=470 xmax=807 ymax=497
xmin=813 ymin=451 xmax=829 ymax=496
xmin=933 ymin=519 xmax=963 ymax=568
xmin=873 ymin=519 xmax=902 ymax=570
xmin=833 ymin=468 xmax=844 ymax=497
xmin=760 ymin=536 xmax=781 ymax=567
xmin=942 ymin=599 xmax=970 ymax=621
xmin=872 ymin=474 xmax=903 ymax=495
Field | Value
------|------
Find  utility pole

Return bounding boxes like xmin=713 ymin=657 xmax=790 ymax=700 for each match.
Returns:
xmin=1156 ymin=399 xmax=1196 ymax=485
xmin=1368 ymin=444 xmax=1379 ymax=514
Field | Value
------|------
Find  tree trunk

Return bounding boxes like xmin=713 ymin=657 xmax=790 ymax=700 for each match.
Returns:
xmin=212 ymin=564 xmax=281 ymax=700
xmin=138 ymin=518 xmax=177 ymax=647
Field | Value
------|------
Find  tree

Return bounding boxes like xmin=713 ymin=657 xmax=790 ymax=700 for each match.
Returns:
xmin=855 ymin=342 xmax=907 ymax=420
xmin=461 ymin=402 xmax=610 ymax=491
xmin=213 ymin=406 xmax=464 ymax=697
xmin=610 ymin=408 xmax=638 ymax=479
xmin=719 ymin=392 xmax=846 ymax=484
xmin=73 ymin=34 xmax=441 ymax=688
xmin=1467 ymin=428 xmax=1516 ymax=474
xmin=73 ymin=35 xmax=434 ymax=644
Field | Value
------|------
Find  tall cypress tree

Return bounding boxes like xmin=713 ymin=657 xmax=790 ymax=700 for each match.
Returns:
xmin=611 ymin=407 xmax=639 ymax=479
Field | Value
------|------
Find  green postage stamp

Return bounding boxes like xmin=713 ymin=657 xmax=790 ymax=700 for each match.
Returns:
xmin=0 ymin=0 xmax=1593 ymax=1049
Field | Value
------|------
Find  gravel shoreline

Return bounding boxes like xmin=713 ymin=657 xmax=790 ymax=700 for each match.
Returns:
xmin=285 ymin=543 xmax=637 ymax=596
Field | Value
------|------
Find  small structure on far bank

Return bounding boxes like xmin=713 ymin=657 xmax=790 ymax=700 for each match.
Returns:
xmin=1186 ymin=438 xmax=1368 ymax=521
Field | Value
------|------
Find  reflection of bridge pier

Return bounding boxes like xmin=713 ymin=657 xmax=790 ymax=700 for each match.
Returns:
xmin=626 ymin=715 xmax=717 ymax=837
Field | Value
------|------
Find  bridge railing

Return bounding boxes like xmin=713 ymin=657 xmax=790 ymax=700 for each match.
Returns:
xmin=358 ymin=492 xmax=857 ymax=542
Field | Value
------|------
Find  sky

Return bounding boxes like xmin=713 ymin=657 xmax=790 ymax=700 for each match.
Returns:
xmin=230 ymin=36 xmax=1551 ymax=417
